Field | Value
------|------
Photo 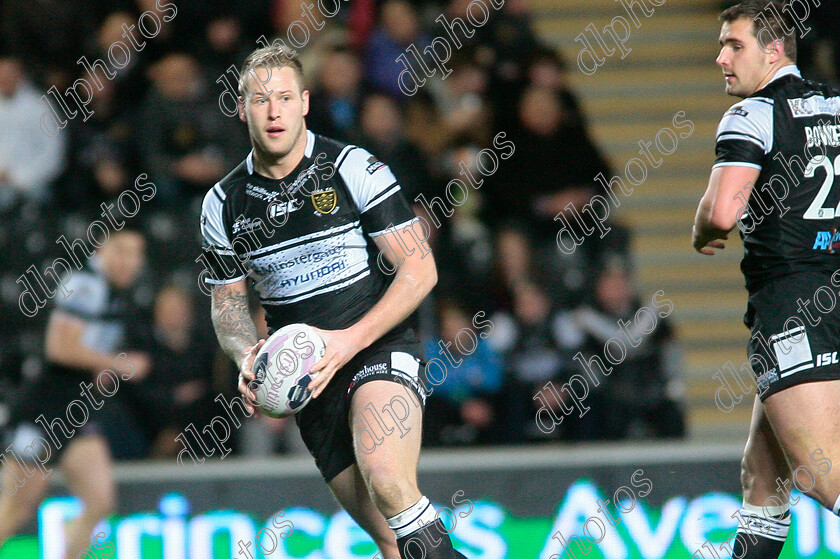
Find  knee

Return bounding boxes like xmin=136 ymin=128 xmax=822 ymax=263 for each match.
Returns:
xmin=363 ymin=466 xmax=416 ymax=510
xmin=367 ymin=471 xmax=412 ymax=507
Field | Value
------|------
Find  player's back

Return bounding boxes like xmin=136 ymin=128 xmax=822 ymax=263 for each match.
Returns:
xmin=715 ymin=66 xmax=840 ymax=290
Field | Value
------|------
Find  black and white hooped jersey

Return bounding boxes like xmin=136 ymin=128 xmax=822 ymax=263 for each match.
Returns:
xmin=200 ymin=131 xmax=418 ymax=331
xmin=49 ymin=259 xmax=133 ymax=376
xmin=714 ymin=65 xmax=840 ymax=290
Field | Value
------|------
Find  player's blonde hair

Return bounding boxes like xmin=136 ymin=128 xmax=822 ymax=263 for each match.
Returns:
xmin=238 ymin=44 xmax=304 ymax=97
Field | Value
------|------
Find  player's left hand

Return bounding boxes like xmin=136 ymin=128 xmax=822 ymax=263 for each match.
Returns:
xmin=307 ymin=327 xmax=366 ymax=399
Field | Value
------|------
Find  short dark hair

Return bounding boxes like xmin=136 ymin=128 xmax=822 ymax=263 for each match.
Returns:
xmin=719 ymin=0 xmax=797 ymax=62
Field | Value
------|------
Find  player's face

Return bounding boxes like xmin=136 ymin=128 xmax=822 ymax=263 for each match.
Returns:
xmin=99 ymin=231 xmax=145 ymax=289
xmin=716 ymin=18 xmax=776 ymax=98
xmin=240 ymin=66 xmax=309 ymax=165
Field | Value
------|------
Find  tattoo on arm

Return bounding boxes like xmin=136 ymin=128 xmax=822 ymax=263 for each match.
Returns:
xmin=211 ymin=284 xmax=258 ymax=367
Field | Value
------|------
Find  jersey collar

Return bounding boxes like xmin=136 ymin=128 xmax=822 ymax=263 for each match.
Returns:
xmin=766 ymin=64 xmax=801 ymax=86
xmin=245 ymin=130 xmax=316 ymax=175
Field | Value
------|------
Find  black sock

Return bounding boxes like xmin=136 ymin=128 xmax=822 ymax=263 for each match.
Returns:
xmin=732 ymin=531 xmax=786 ymax=558
xmin=731 ymin=508 xmax=789 ymax=559
xmin=396 ymin=518 xmax=460 ymax=559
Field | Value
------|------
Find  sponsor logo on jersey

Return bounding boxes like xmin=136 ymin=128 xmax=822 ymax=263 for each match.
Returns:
xmin=232 ymin=216 xmax=268 ymax=235
xmin=788 ymin=95 xmax=840 ymax=118
xmin=269 ymin=198 xmax=304 ymax=220
xmin=366 ymin=155 xmax=386 ymax=174
xmin=264 ymin=247 xmax=345 ymax=272
xmin=278 ymin=259 xmax=347 ymax=288
xmin=245 ymin=159 xmax=328 ymax=201
xmin=311 ymin=189 xmax=338 ymax=214
xmin=756 ymin=367 xmax=778 ymax=394
xmin=285 ymin=161 xmax=325 ymax=196
xmin=245 ymin=183 xmax=281 ymax=202
xmin=805 ymin=124 xmax=840 ymax=148
xmin=349 ymin=363 xmax=389 ymax=392
xmin=362 ymin=363 xmax=388 ymax=375
xmin=812 ymin=230 xmax=840 ymax=252
xmin=725 ymin=107 xmax=749 ymax=118
xmin=816 ymin=352 xmax=839 ymax=367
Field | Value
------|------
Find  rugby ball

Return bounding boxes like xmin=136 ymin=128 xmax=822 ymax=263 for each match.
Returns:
xmin=250 ymin=323 xmax=325 ymax=417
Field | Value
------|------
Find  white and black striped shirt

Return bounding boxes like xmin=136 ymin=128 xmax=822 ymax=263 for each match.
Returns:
xmin=199 ymin=131 xmax=418 ymax=331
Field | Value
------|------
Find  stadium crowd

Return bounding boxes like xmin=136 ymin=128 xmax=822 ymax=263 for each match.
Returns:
xmin=0 ymin=0 xmax=687 ymax=459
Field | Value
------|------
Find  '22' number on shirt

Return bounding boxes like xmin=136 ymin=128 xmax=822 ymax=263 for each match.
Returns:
xmin=804 ymin=154 xmax=840 ymax=220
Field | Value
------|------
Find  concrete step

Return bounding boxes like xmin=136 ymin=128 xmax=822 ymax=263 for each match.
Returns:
xmin=638 ymin=260 xmax=743 ymax=289
xmin=678 ymin=319 xmax=747 ymax=344
xmin=633 ymin=232 xmax=741 ymax=255
xmin=537 ymin=11 xmax=719 ymax=41
xmin=688 ymin=404 xmax=751 ymax=437
xmin=579 ymin=92 xmax=731 ymax=123
xmin=570 ymin=66 xmax=723 ymax=95
xmin=684 ymin=346 xmax=750 ymax=379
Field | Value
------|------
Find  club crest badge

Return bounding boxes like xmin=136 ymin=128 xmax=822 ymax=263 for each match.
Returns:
xmin=311 ymin=189 xmax=338 ymax=214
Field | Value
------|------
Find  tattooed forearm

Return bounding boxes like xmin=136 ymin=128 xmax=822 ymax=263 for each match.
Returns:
xmin=211 ymin=283 xmax=258 ymax=367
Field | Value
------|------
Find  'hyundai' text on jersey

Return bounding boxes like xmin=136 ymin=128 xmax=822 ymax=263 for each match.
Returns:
xmin=200 ymin=131 xmax=418 ymax=331
xmin=714 ymin=65 xmax=840 ymax=290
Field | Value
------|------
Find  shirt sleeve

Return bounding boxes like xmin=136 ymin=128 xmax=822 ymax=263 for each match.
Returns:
xmin=713 ymin=97 xmax=774 ymax=170
xmin=55 ymin=271 xmax=107 ymax=319
xmin=336 ymin=146 xmax=417 ymax=236
xmin=199 ymin=183 xmax=248 ymax=285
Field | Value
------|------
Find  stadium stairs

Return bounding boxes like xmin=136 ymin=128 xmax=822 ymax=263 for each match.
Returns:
xmin=532 ymin=0 xmax=753 ymax=439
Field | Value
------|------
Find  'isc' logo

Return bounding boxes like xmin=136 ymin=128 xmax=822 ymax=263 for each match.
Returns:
xmin=816 ymin=352 xmax=839 ymax=367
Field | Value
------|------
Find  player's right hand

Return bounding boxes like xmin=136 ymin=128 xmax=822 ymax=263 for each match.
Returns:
xmin=692 ymin=227 xmax=728 ymax=255
xmin=238 ymin=339 xmax=265 ymax=414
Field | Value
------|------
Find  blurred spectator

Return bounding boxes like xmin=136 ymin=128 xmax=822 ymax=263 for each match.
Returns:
xmin=425 ymin=141 xmax=494 ymax=310
xmin=0 ymin=0 xmax=96 ymax=86
xmin=430 ymin=55 xmax=493 ymax=146
xmin=364 ymin=0 xmax=430 ymax=98
xmin=465 ymin=0 xmax=542 ymax=120
xmin=485 ymin=84 xmax=633 ymax=307
xmin=487 ymin=86 xmax=610 ymax=229
xmin=557 ymin=264 xmax=686 ymax=440
xmin=355 ymin=92 xmax=432 ymax=200
xmin=489 ymin=281 xmax=602 ymax=442
xmin=197 ymin=16 xmax=250 ymax=80
xmin=492 ymin=225 xmax=595 ymax=311
xmin=492 ymin=227 xmax=532 ymax=296
xmin=0 ymin=57 xmax=65 ymax=207
xmin=131 ymin=0 xmax=183 ymax=58
xmin=126 ymin=284 xmax=220 ymax=457
xmin=402 ymin=92 xmax=452 ymax=160
xmin=0 ymin=199 xmax=57 ymax=391
xmin=424 ymin=300 xmax=505 ymax=446
xmin=524 ymin=47 xmax=588 ymax=129
xmin=136 ymin=52 xmax=249 ymax=200
xmin=60 ymin=65 xmax=139 ymax=212
xmin=87 ymin=12 xmax=151 ymax=108
xmin=307 ymin=47 xmax=365 ymax=142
